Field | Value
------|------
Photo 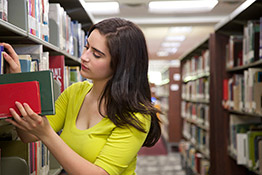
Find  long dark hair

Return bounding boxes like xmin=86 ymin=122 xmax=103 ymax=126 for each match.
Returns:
xmin=88 ymin=18 xmax=161 ymax=147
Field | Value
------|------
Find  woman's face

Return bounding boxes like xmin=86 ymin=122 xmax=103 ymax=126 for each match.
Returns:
xmin=80 ymin=29 xmax=113 ymax=82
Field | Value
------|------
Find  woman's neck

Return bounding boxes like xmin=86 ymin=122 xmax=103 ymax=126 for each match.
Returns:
xmin=89 ymin=79 xmax=108 ymax=100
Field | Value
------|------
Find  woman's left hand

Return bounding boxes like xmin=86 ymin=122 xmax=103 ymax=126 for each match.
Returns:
xmin=6 ymin=101 xmax=52 ymax=140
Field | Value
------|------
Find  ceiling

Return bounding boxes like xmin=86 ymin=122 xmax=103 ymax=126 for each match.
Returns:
xmin=83 ymin=0 xmax=245 ymax=72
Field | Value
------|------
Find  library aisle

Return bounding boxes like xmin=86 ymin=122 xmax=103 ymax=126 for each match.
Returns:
xmin=136 ymin=137 xmax=186 ymax=175
xmin=136 ymin=152 xmax=186 ymax=175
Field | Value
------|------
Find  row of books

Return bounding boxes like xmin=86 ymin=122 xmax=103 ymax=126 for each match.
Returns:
xmin=183 ymin=120 xmax=209 ymax=157
xmin=229 ymin=114 xmax=262 ymax=174
xmin=0 ymin=44 xmax=84 ymax=88
xmin=182 ymin=49 xmax=210 ymax=80
xmin=181 ymin=101 xmax=209 ymax=129
xmin=49 ymin=3 xmax=85 ymax=57
xmin=0 ymin=0 xmax=7 ymax=21
xmin=225 ymin=18 xmax=262 ymax=68
xmin=179 ymin=140 xmax=210 ymax=175
xmin=222 ymin=67 xmax=262 ymax=115
xmin=182 ymin=77 xmax=210 ymax=101
xmin=28 ymin=0 xmax=49 ymax=41
xmin=1 ymin=0 xmax=86 ymax=58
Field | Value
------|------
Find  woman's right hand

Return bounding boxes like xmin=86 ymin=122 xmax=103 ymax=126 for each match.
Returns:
xmin=0 ymin=42 xmax=21 ymax=73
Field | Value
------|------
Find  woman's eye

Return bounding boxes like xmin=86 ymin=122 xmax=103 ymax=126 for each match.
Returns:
xmin=93 ymin=52 xmax=101 ymax=58
xmin=84 ymin=46 xmax=89 ymax=50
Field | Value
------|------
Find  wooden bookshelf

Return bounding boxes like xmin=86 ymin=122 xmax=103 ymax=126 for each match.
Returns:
xmin=0 ymin=0 xmax=93 ymax=174
xmin=179 ymin=38 xmax=211 ymax=174
xmin=179 ymin=1 xmax=262 ymax=175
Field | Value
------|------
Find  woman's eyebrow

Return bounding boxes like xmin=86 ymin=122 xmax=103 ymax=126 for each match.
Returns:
xmin=92 ymin=47 xmax=106 ymax=56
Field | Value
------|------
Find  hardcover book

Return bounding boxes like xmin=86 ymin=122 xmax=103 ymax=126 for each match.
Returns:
xmin=0 ymin=70 xmax=55 ymax=115
xmin=0 ymin=81 xmax=41 ymax=118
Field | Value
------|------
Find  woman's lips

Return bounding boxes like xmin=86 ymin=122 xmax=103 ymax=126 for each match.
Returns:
xmin=81 ymin=64 xmax=89 ymax=70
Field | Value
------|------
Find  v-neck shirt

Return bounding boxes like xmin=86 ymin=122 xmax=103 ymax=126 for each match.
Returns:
xmin=46 ymin=81 xmax=151 ymax=175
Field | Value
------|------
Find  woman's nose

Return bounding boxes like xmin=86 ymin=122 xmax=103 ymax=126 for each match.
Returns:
xmin=81 ymin=51 xmax=91 ymax=62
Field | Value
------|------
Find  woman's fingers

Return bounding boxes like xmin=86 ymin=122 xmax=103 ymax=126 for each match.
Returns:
xmin=0 ymin=42 xmax=21 ymax=73
xmin=1 ymin=43 xmax=19 ymax=62
xmin=7 ymin=108 xmax=29 ymax=131
xmin=23 ymin=103 xmax=42 ymax=124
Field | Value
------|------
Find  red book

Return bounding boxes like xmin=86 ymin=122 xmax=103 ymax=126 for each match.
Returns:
xmin=0 ymin=81 xmax=41 ymax=118
xmin=223 ymin=79 xmax=229 ymax=101
xmin=49 ymin=55 xmax=65 ymax=93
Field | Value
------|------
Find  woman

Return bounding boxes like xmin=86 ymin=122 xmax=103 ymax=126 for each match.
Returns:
xmin=2 ymin=17 xmax=161 ymax=175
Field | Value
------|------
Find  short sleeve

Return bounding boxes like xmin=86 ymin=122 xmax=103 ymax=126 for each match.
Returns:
xmin=46 ymin=85 xmax=70 ymax=132
xmin=94 ymin=113 xmax=151 ymax=175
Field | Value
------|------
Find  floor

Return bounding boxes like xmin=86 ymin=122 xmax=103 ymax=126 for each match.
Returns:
xmin=136 ymin=136 xmax=186 ymax=175
xmin=136 ymin=152 xmax=186 ymax=175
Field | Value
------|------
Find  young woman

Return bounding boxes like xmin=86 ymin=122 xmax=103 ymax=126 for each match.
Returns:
xmin=1 ymin=17 xmax=161 ymax=175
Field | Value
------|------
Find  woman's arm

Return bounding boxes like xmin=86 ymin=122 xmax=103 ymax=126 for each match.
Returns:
xmin=6 ymin=102 xmax=109 ymax=175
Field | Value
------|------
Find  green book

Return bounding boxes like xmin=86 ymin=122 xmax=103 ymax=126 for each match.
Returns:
xmin=247 ymin=130 xmax=262 ymax=169
xmin=0 ymin=71 xmax=55 ymax=115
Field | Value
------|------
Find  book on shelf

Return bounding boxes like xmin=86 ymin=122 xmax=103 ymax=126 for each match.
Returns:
xmin=49 ymin=55 xmax=65 ymax=93
xmin=0 ymin=70 xmax=55 ymax=116
xmin=12 ymin=44 xmax=49 ymax=71
xmin=19 ymin=55 xmax=32 ymax=72
xmin=69 ymin=66 xmax=81 ymax=85
xmin=243 ymin=20 xmax=260 ymax=65
xmin=223 ymin=68 xmax=262 ymax=114
xmin=247 ymin=130 xmax=262 ymax=170
xmin=260 ymin=17 xmax=262 ymax=59
xmin=229 ymin=114 xmax=261 ymax=155
xmin=0 ymin=45 xmax=4 ymax=74
xmin=0 ymin=0 xmax=8 ymax=21
xmin=226 ymin=35 xmax=243 ymax=68
xmin=259 ymin=139 xmax=262 ymax=175
xmin=0 ymin=81 xmax=41 ymax=119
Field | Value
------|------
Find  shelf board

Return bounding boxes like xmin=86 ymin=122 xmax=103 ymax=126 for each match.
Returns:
xmin=0 ymin=19 xmax=27 ymax=37
xmin=0 ymin=19 xmax=81 ymax=66
xmin=215 ymin=0 xmax=262 ymax=35
xmin=183 ymin=72 xmax=210 ymax=82
xmin=226 ymin=59 xmax=262 ymax=73
xmin=179 ymin=35 xmax=209 ymax=61
xmin=227 ymin=109 xmax=262 ymax=118
xmin=49 ymin=0 xmax=94 ymax=32
xmin=228 ymin=148 xmax=260 ymax=175
xmin=182 ymin=98 xmax=209 ymax=104
xmin=48 ymin=168 xmax=63 ymax=175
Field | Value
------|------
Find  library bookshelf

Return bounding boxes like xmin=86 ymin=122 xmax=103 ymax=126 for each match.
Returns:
xmin=0 ymin=0 xmax=93 ymax=174
xmin=179 ymin=1 xmax=262 ymax=175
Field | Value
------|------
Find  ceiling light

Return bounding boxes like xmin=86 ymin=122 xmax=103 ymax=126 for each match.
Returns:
xmin=165 ymin=35 xmax=186 ymax=42
xmin=84 ymin=2 xmax=119 ymax=15
xmin=157 ymin=51 xmax=169 ymax=57
xmin=161 ymin=42 xmax=181 ymax=48
xmin=148 ymin=0 xmax=218 ymax=13
xmin=169 ymin=27 xmax=192 ymax=33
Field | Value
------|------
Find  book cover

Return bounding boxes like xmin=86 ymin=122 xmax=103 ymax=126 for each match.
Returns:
xmin=19 ymin=55 xmax=32 ymax=72
xmin=0 ymin=45 xmax=4 ymax=74
xmin=236 ymin=133 xmax=248 ymax=165
xmin=0 ymin=81 xmax=41 ymax=118
xmin=247 ymin=130 xmax=262 ymax=169
xmin=0 ymin=70 xmax=55 ymax=115
xmin=49 ymin=55 xmax=65 ymax=93
xmin=258 ymin=139 xmax=262 ymax=175
xmin=259 ymin=17 xmax=262 ymax=59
